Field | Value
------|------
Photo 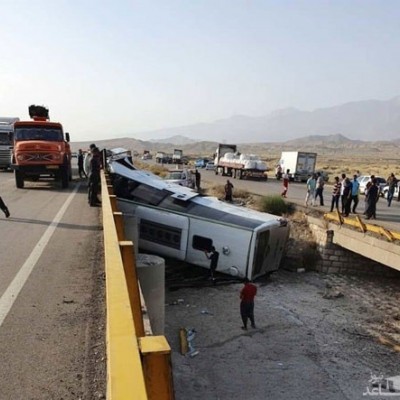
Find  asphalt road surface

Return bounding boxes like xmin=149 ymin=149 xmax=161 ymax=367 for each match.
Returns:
xmin=0 ymin=171 xmax=105 ymax=399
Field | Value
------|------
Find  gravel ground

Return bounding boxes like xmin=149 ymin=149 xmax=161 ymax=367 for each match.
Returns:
xmin=164 ymin=215 xmax=400 ymax=400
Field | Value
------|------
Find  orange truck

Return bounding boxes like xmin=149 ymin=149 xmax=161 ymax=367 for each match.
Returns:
xmin=11 ymin=105 xmax=72 ymax=189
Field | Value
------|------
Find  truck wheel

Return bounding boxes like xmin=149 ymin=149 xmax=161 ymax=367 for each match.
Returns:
xmin=15 ymin=171 xmax=24 ymax=188
xmin=61 ymin=167 xmax=69 ymax=188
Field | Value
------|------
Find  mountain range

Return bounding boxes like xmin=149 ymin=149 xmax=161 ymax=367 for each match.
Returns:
xmin=136 ymin=96 xmax=400 ymax=143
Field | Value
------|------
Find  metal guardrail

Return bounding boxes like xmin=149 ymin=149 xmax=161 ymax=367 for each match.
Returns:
xmin=101 ymin=171 xmax=175 ymax=400
xmin=324 ymin=210 xmax=400 ymax=242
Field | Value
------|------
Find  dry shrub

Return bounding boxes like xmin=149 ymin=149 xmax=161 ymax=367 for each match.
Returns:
xmin=206 ymin=184 xmax=225 ymax=198
xmin=234 ymin=188 xmax=251 ymax=199
xmin=205 ymin=184 xmax=251 ymax=202
xmin=258 ymin=195 xmax=289 ymax=216
xmin=133 ymin=160 xmax=168 ymax=177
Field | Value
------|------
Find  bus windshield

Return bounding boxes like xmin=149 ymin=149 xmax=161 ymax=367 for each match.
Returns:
xmin=14 ymin=127 xmax=63 ymax=142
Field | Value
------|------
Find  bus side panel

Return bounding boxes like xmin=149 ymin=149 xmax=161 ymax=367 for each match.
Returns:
xmin=119 ymin=202 xmax=189 ymax=260
xmin=185 ymin=218 xmax=252 ymax=277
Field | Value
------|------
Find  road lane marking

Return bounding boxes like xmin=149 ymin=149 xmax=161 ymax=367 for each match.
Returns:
xmin=0 ymin=183 xmax=81 ymax=327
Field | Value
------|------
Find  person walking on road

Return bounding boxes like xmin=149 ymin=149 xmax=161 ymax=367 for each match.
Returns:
xmin=305 ymin=174 xmax=316 ymax=207
xmin=281 ymin=169 xmax=290 ymax=198
xmin=0 ymin=196 xmax=10 ymax=218
xmin=240 ymin=278 xmax=257 ymax=330
xmin=77 ymin=149 xmax=87 ymax=179
xmin=315 ymin=172 xmax=325 ymax=206
xmin=224 ymin=179 xmax=234 ymax=202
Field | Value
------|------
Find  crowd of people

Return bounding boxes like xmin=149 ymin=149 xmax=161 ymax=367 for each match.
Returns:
xmin=302 ymin=172 xmax=399 ymax=220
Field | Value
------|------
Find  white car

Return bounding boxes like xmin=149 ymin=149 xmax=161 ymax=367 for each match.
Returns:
xmin=205 ymin=162 xmax=215 ymax=170
xmin=382 ymin=184 xmax=399 ymax=199
xmin=164 ymin=169 xmax=195 ymax=188
xmin=357 ymin=175 xmax=387 ymax=195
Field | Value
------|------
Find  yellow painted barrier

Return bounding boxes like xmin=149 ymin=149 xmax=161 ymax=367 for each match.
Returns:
xmin=101 ymin=171 xmax=175 ymax=400
xmin=324 ymin=212 xmax=400 ymax=241
xmin=102 ymin=172 xmax=148 ymax=399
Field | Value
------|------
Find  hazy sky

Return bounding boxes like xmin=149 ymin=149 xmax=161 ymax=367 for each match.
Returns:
xmin=1 ymin=0 xmax=399 ymax=141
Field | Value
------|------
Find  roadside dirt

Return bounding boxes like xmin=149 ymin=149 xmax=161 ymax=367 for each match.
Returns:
xmin=164 ymin=212 xmax=400 ymax=400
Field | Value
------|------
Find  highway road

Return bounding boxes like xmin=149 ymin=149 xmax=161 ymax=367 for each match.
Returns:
xmin=197 ymin=168 xmax=400 ymax=233
xmin=0 ymin=171 xmax=105 ymax=399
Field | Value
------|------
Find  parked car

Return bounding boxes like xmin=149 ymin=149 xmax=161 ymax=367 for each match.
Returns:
xmin=195 ymin=158 xmax=209 ymax=168
xmin=164 ymin=169 xmax=195 ymax=188
xmin=357 ymin=175 xmax=386 ymax=195
xmin=205 ymin=162 xmax=215 ymax=170
xmin=382 ymin=184 xmax=399 ymax=199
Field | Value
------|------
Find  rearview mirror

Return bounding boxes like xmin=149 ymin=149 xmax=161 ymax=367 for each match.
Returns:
xmin=65 ymin=132 xmax=70 ymax=142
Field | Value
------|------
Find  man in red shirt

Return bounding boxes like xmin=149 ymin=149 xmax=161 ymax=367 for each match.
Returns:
xmin=240 ymin=278 xmax=257 ymax=330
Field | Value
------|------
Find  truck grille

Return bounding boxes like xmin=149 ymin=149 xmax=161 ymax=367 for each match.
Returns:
xmin=0 ymin=149 xmax=11 ymax=163
xmin=25 ymin=153 xmax=53 ymax=161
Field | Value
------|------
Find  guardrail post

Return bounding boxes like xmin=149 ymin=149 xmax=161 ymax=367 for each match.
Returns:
xmin=109 ymin=194 xmax=117 ymax=212
xmin=119 ymin=241 xmax=145 ymax=337
xmin=139 ymin=336 xmax=175 ymax=400
xmin=107 ymin=184 xmax=114 ymax=195
xmin=113 ymin=212 xmax=124 ymax=241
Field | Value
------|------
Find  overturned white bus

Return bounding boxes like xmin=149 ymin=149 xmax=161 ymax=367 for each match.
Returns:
xmin=107 ymin=154 xmax=289 ymax=280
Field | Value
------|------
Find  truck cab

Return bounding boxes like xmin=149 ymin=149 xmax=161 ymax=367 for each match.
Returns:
xmin=0 ymin=117 xmax=19 ymax=170
xmin=172 ymin=149 xmax=183 ymax=164
xmin=11 ymin=105 xmax=72 ymax=189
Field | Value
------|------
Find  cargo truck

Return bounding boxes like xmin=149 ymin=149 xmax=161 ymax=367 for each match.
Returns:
xmin=278 ymin=151 xmax=317 ymax=182
xmin=172 ymin=149 xmax=183 ymax=164
xmin=11 ymin=105 xmax=72 ymax=189
xmin=0 ymin=117 xmax=19 ymax=170
xmin=214 ymin=143 xmax=268 ymax=180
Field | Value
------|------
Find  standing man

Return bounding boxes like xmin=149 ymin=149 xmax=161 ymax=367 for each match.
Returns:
xmin=342 ymin=177 xmax=353 ymax=217
xmin=281 ymin=169 xmax=290 ymax=198
xmin=350 ymin=174 xmax=360 ymax=213
xmin=305 ymin=174 xmax=316 ymax=207
xmin=315 ymin=172 xmax=325 ymax=206
xmin=330 ymin=176 xmax=341 ymax=212
xmin=365 ymin=178 xmax=379 ymax=219
xmin=195 ymin=168 xmax=201 ymax=191
xmin=204 ymin=246 xmax=219 ymax=280
xmin=386 ymin=173 xmax=398 ymax=207
xmin=224 ymin=179 xmax=234 ymax=202
xmin=88 ymin=147 xmax=102 ymax=207
xmin=77 ymin=149 xmax=87 ymax=179
xmin=340 ymin=173 xmax=347 ymax=214
xmin=240 ymin=278 xmax=257 ymax=330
